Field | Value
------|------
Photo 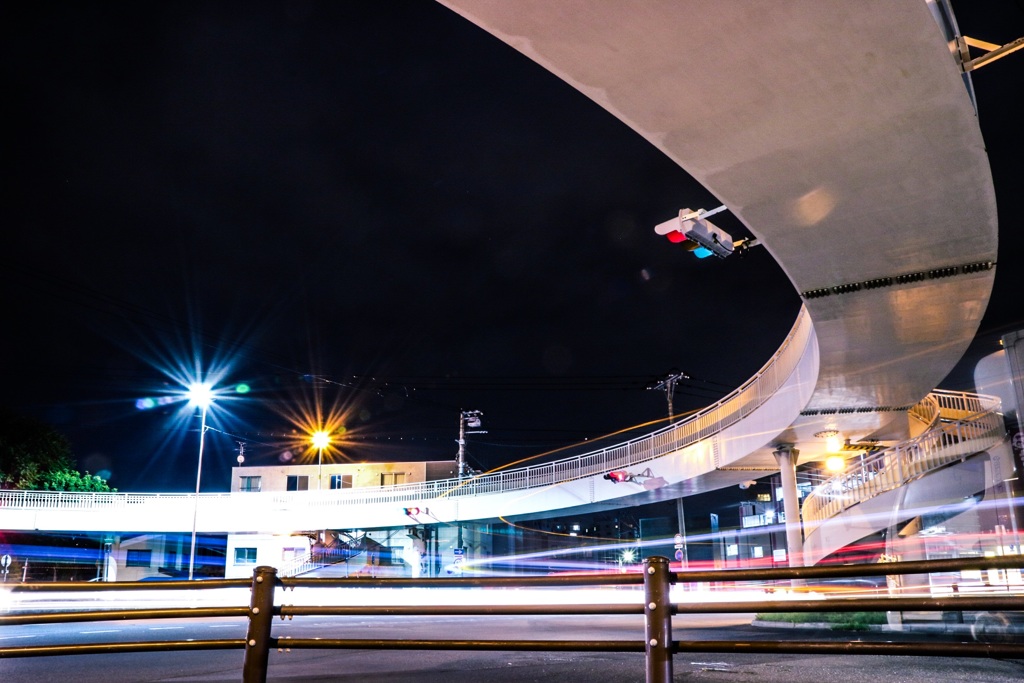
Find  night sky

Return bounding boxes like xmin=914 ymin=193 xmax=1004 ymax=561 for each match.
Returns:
xmin=3 ymin=2 xmax=1022 ymax=493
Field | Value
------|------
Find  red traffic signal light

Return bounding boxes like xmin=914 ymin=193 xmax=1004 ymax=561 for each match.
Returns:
xmin=603 ymin=471 xmax=631 ymax=483
xmin=404 ymin=507 xmax=421 ymax=516
xmin=654 ymin=207 xmax=734 ymax=258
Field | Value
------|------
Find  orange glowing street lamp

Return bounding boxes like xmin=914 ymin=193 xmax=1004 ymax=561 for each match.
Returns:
xmin=312 ymin=430 xmax=331 ymax=490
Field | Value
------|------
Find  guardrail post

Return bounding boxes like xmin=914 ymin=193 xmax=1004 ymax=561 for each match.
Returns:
xmin=243 ymin=565 xmax=277 ymax=683
xmin=643 ymin=555 xmax=673 ymax=683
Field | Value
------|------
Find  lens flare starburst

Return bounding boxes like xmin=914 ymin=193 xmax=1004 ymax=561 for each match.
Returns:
xmin=273 ymin=377 xmax=361 ymax=468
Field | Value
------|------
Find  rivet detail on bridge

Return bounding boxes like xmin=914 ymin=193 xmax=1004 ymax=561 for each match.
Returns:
xmin=649 ymin=602 xmax=657 ymax=610
xmin=649 ymin=639 xmax=658 ymax=647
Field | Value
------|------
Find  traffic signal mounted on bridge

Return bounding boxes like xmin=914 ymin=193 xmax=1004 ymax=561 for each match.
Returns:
xmin=654 ymin=206 xmax=735 ymax=258
xmin=404 ymin=507 xmax=427 ymax=517
xmin=603 ymin=470 xmax=633 ymax=483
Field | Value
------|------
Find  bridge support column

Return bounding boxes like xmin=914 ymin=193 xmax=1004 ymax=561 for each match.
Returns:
xmin=773 ymin=444 xmax=804 ymax=569
xmin=675 ymin=498 xmax=688 ymax=569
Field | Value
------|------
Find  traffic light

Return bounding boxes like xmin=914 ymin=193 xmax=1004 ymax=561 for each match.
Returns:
xmin=603 ymin=471 xmax=631 ymax=483
xmin=403 ymin=507 xmax=422 ymax=516
xmin=655 ymin=207 xmax=734 ymax=259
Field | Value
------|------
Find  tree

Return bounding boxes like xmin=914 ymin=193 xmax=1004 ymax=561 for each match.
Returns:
xmin=39 ymin=469 xmax=115 ymax=492
xmin=0 ymin=407 xmax=114 ymax=492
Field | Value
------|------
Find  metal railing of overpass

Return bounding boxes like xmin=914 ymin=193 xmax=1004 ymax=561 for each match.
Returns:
xmin=801 ymin=390 xmax=1006 ymax=537
xmin=0 ymin=307 xmax=814 ymax=525
xmin=2 ymin=555 xmax=1023 ymax=683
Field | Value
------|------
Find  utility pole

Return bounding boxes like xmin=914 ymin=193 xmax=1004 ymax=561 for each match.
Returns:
xmin=648 ymin=369 xmax=690 ymax=570
xmin=648 ymin=369 xmax=689 ymax=423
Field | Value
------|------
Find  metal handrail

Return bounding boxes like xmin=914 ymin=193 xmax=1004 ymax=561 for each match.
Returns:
xmin=801 ymin=391 xmax=1005 ymax=536
xmin=907 ymin=392 xmax=940 ymax=429
xmin=2 ymin=555 xmax=1023 ymax=682
xmin=0 ymin=307 xmax=814 ymax=517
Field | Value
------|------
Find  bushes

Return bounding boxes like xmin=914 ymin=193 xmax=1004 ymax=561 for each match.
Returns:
xmin=756 ymin=611 xmax=887 ymax=630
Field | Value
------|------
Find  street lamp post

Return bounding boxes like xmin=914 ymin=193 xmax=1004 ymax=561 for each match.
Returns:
xmin=312 ymin=430 xmax=331 ymax=490
xmin=456 ymin=410 xmax=485 ymax=479
xmin=187 ymin=382 xmax=213 ymax=581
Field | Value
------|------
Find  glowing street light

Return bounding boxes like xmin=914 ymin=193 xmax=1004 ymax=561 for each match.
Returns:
xmin=825 ymin=455 xmax=846 ymax=473
xmin=311 ymin=430 xmax=331 ymax=490
xmin=187 ymin=382 xmax=213 ymax=581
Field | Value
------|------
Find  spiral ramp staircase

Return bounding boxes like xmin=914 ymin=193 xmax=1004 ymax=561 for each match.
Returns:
xmin=801 ymin=390 xmax=1013 ymax=566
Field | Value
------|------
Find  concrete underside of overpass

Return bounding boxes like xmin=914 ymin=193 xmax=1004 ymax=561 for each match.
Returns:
xmin=439 ymin=0 xmax=998 ymax=461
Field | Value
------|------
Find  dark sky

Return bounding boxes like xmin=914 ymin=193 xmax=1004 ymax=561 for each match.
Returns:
xmin=3 ymin=2 xmax=1021 ymax=493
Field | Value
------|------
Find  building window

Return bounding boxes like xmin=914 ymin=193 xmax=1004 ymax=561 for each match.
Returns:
xmin=282 ymin=547 xmax=306 ymax=562
xmin=126 ymin=549 xmax=151 ymax=568
xmin=286 ymin=475 xmax=309 ymax=491
xmin=330 ymin=474 xmax=352 ymax=490
xmin=380 ymin=472 xmax=405 ymax=486
xmin=234 ymin=547 xmax=258 ymax=565
xmin=240 ymin=476 xmax=262 ymax=492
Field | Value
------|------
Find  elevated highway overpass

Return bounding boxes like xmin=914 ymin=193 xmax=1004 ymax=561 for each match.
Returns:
xmin=0 ymin=2 xmax=1011 ymax=570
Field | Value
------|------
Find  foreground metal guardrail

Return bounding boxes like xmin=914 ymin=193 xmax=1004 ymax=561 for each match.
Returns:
xmin=2 ymin=555 xmax=1024 ymax=682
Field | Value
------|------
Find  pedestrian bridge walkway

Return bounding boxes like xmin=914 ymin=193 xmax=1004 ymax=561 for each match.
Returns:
xmin=0 ymin=307 xmax=1008 ymax=566
xmin=0 ymin=306 xmax=818 ymax=534
xmin=0 ymin=2 xmax=1009 ymax=567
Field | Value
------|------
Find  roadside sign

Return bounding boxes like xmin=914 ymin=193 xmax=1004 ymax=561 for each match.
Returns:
xmin=0 ymin=554 xmax=11 ymax=568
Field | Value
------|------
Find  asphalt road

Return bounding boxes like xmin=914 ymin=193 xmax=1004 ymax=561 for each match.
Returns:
xmin=2 ymin=614 xmax=1023 ymax=682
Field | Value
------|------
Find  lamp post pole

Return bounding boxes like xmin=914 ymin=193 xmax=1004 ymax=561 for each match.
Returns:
xmin=188 ymin=401 xmax=208 ymax=581
xmin=312 ymin=430 xmax=331 ymax=491
xmin=456 ymin=410 xmax=484 ymax=479
xmin=186 ymin=382 xmax=214 ymax=582
xmin=456 ymin=414 xmax=467 ymax=479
